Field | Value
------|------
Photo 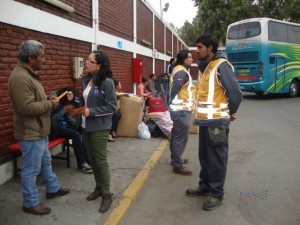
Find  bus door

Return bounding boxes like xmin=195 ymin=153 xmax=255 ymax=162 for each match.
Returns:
xmin=274 ymin=57 xmax=285 ymax=93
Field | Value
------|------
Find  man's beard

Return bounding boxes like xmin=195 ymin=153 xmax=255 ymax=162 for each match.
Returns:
xmin=198 ymin=55 xmax=208 ymax=61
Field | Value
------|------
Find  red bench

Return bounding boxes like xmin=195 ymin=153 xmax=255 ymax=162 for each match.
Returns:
xmin=8 ymin=138 xmax=70 ymax=178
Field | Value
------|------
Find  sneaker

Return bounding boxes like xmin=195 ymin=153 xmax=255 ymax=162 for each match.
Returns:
xmin=203 ymin=196 xmax=224 ymax=211
xmin=186 ymin=185 xmax=210 ymax=197
xmin=108 ymin=134 xmax=115 ymax=142
xmin=79 ymin=163 xmax=93 ymax=174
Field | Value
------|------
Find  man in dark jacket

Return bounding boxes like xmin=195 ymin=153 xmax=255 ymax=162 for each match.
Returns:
xmin=8 ymin=40 xmax=69 ymax=216
xmin=186 ymin=34 xmax=242 ymax=211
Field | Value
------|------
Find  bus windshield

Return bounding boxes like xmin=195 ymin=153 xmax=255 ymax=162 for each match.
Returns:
xmin=228 ymin=21 xmax=261 ymax=39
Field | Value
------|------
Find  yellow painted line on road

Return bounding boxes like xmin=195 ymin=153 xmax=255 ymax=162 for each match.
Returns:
xmin=101 ymin=139 xmax=169 ymax=225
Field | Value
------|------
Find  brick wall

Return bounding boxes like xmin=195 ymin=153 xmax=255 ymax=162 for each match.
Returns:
xmin=191 ymin=49 xmax=198 ymax=63
xmin=190 ymin=67 xmax=198 ymax=80
xmin=0 ymin=0 xmax=188 ymax=164
xmin=166 ymin=29 xmax=172 ymax=57
xmin=99 ymin=0 xmax=133 ymax=41
xmin=137 ymin=54 xmax=153 ymax=79
xmin=173 ymin=36 xmax=178 ymax=57
xmin=99 ymin=46 xmax=133 ymax=93
xmin=155 ymin=59 xmax=164 ymax=76
xmin=0 ymin=23 xmax=90 ymax=163
xmin=15 ymin=0 xmax=92 ymax=27
xmin=190 ymin=48 xmax=198 ymax=80
xmin=137 ymin=0 xmax=153 ymax=48
xmin=155 ymin=17 xmax=164 ymax=53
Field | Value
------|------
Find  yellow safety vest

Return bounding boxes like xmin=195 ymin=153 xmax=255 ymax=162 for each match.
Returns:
xmin=169 ymin=65 xmax=195 ymax=111
xmin=195 ymin=58 xmax=233 ymax=119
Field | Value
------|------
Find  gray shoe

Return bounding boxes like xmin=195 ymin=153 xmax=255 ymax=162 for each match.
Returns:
xmin=79 ymin=163 xmax=93 ymax=174
xmin=203 ymin=197 xmax=224 ymax=211
xmin=186 ymin=185 xmax=210 ymax=197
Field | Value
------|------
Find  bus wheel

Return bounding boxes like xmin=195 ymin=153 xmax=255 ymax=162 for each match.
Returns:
xmin=255 ymin=91 xmax=264 ymax=96
xmin=288 ymin=80 xmax=299 ymax=98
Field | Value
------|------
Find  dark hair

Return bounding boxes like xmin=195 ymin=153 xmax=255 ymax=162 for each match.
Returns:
xmin=170 ymin=58 xmax=175 ymax=64
xmin=57 ymin=86 xmax=79 ymax=106
xmin=175 ymin=50 xmax=191 ymax=66
xmin=196 ymin=33 xmax=219 ymax=54
xmin=149 ymin=73 xmax=155 ymax=79
xmin=19 ymin=40 xmax=44 ymax=63
xmin=141 ymin=76 xmax=148 ymax=83
xmin=92 ymin=50 xmax=113 ymax=87
xmin=113 ymin=79 xmax=120 ymax=88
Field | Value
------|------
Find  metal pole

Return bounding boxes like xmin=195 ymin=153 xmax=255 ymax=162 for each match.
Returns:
xmin=160 ymin=0 xmax=163 ymax=18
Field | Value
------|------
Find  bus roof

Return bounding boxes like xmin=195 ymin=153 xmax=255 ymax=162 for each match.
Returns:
xmin=228 ymin=17 xmax=300 ymax=27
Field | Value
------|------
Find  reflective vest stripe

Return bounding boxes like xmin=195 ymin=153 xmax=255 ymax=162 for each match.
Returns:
xmin=196 ymin=58 xmax=232 ymax=119
xmin=207 ymin=62 xmax=215 ymax=105
xmin=169 ymin=65 xmax=195 ymax=111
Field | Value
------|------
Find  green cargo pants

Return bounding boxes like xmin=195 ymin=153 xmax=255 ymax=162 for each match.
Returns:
xmin=82 ymin=129 xmax=110 ymax=195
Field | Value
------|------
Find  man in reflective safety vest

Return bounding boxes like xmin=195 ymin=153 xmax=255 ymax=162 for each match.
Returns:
xmin=169 ymin=50 xmax=195 ymax=175
xmin=186 ymin=34 xmax=242 ymax=210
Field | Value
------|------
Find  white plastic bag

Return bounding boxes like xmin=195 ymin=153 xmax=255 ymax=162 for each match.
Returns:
xmin=137 ymin=122 xmax=151 ymax=139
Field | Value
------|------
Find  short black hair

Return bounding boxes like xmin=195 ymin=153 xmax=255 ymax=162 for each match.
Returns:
xmin=149 ymin=73 xmax=155 ymax=79
xmin=170 ymin=58 xmax=175 ymax=64
xmin=196 ymin=33 xmax=219 ymax=54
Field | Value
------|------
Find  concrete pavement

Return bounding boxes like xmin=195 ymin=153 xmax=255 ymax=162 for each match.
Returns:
xmin=2 ymin=94 xmax=299 ymax=225
xmin=118 ymin=94 xmax=300 ymax=225
xmin=0 ymin=136 xmax=169 ymax=225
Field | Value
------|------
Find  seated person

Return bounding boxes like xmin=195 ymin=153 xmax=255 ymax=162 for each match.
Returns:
xmin=108 ymin=80 xmax=122 ymax=142
xmin=51 ymin=87 xmax=92 ymax=174
xmin=145 ymin=73 xmax=157 ymax=95
xmin=137 ymin=76 xmax=153 ymax=109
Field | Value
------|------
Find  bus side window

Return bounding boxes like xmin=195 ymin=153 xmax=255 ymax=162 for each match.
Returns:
xmin=269 ymin=57 xmax=275 ymax=64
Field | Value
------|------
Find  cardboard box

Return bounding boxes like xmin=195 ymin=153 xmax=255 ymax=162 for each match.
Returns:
xmin=117 ymin=95 xmax=144 ymax=137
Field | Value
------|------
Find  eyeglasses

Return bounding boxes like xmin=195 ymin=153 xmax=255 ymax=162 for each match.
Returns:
xmin=85 ymin=58 xmax=97 ymax=64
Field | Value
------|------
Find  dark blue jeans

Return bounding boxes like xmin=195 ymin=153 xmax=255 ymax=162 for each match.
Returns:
xmin=51 ymin=121 xmax=88 ymax=168
xmin=111 ymin=112 xmax=121 ymax=134
xmin=198 ymin=125 xmax=229 ymax=198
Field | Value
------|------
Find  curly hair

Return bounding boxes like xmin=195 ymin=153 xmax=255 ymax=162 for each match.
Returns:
xmin=92 ymin=50 xmax=113 ymax=87
xmin=175 ymin=50 xmax=191 ymax=66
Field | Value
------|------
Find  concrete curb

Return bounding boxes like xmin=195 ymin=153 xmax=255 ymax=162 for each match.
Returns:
xmin=101 ymin=139 xmax=169 ymax=225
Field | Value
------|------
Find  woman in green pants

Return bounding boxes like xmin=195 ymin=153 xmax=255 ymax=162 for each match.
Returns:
xmin=80 ymin=50 xmax=117 ymax=213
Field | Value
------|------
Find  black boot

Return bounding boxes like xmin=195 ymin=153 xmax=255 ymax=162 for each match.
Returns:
xmin=99 ymin=193 xmax=113 ymax=213
xmin=86 ymin=187 xmax=102 ymax=201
